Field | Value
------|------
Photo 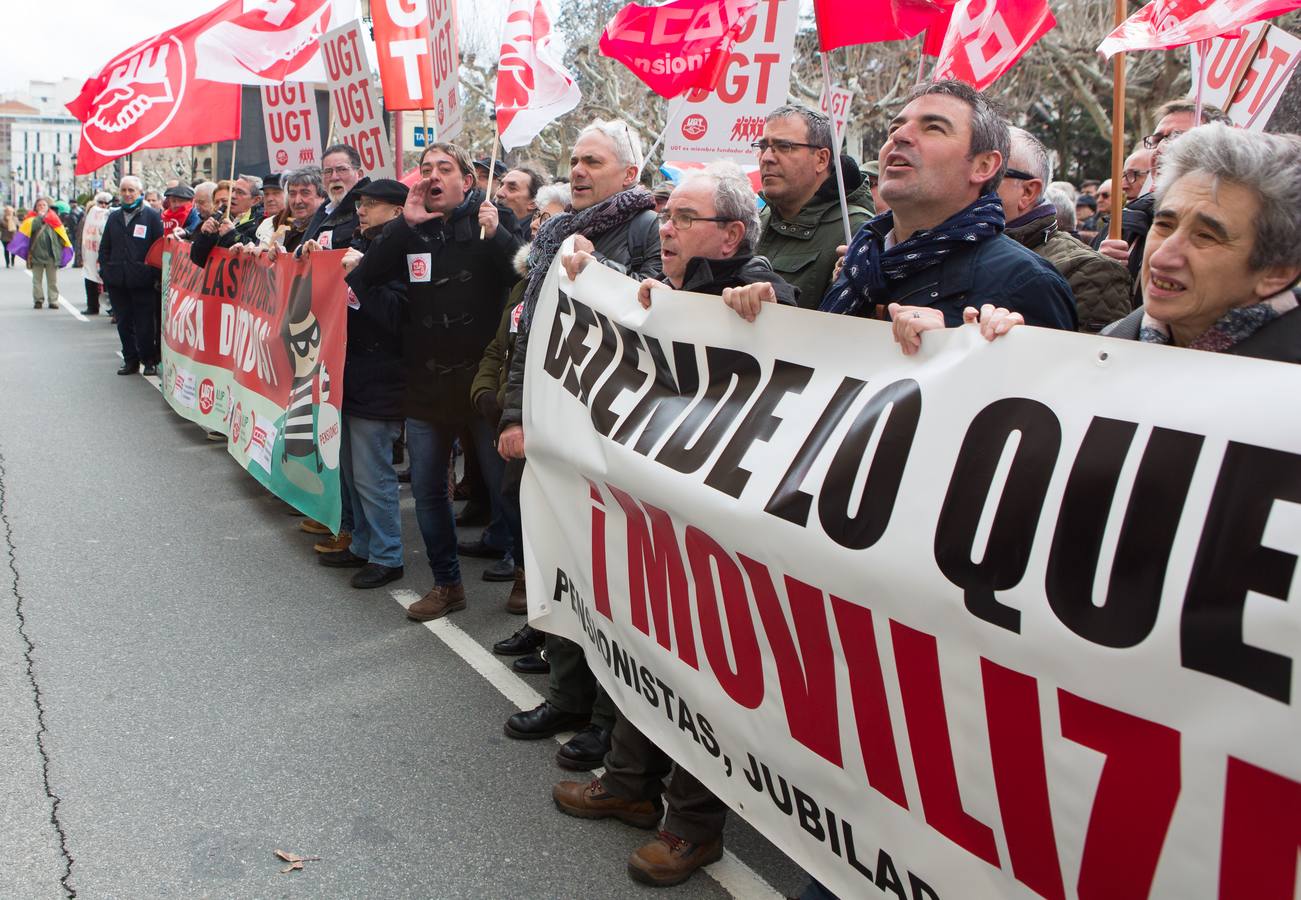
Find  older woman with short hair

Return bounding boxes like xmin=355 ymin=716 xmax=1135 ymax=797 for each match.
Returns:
xmin=1101 ymin=124 xmax=1301 ymax=360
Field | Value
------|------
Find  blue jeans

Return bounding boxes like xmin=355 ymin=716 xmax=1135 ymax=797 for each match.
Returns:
xmin=342 ymin=415 xmax=404 ymax=567
xmin=406 ymin=416 xmax=508 ymax=585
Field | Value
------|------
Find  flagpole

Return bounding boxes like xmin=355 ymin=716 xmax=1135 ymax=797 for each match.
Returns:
xmin=1107 ymin=0 xmax=1126 ymax=242
xmin=480 ymin=131 xmax=500 ymax=240
xmin=637 ymin=94 xmax=689 ymax=185
xmin=1193 ymin=39 xmax=1210 ymax=124
xmin=915 ymin=38 xmax=928 ymax=85
xmin=226 ymin=139 xmax=237 ymax=222
xmin=394 ymin=110 xmax=404 ymax=178
xmin=820 ymin=52 xmax=854 ymax=247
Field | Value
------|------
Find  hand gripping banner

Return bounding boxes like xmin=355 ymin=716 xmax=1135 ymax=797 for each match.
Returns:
xmin=160 ymin=239 xmax=348 ymax=532
xmin=520 ymin=252 xmax=1301 ymax=900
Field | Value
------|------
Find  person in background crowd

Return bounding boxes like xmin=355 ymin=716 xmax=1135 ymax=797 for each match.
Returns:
xmin=303 ymin=144 xmax=369 ymax=250
xmin=494 ymin=165 xmax=545 ymax=240
xmin=190 ymin=174 xmax=263 ymax=266
xmin=473 ymin=156 xmax=507 ymax=194
xmin=497 ymin=118 xmax=662 ymax=772
xmin=59 ymin=202 xmax=82 ymax=267
xmin=1046 ymin=187 xmax=1079 ymax=237
xmin=1080 ymin=178 xmax=1100 ymax=196
xmin=756 ymin=104 xmax=872 ymax=307
xmin=80 ymin=192 xmax=112 ymax=316
xmin=98 ymin=176 xmax=164 ymax=375
xmin=998 ymin=127 xmax=1130 ymax=331
xmin=278 ymin=167 xmax=327 ymax=255
xmin=161 ymin=184 xmax=197 ymax=236
xmin=819 ymin=81 xmax=1076 ymax=329
xmin=1120 ymin=147 xmax=1154 ymax=203
xmin=255 ymin=175 xmax=286 ymax=245
xmin=355 ymin=143 xmax=520 ymax=620
xmin=864 ymin=159 xmax=886 ymax=213
xmin=477 ymin=183 xmax=572 ymax=654
xmin=652 ymin=181 xmax=673 ymax=213
xmin=1075 ymin=193 xmax=1099 ymax=242
xmin=1 ymin=205 xmax=18 ymax=267
xmin=1047 ymin=179 xmax=1077 ymax=200
xmin=552 ymin=164 xmax=796 ymax=888
xmin=192 ymin=181 xmax=218 ymax=223
xmin=19 ymin=197 xmax=71 ymax=310
xmin=324 ymin=179 xmax=411 ymax=590
xmin=144 ymin=189 xmax=163 ymax=211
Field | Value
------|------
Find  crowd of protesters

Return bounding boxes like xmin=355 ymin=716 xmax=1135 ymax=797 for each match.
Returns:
xmin=11 ymin=79 xmax=1300 ymax=893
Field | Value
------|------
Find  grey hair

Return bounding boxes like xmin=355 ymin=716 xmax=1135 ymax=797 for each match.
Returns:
xmin=1008 ymin=127 xmax=1051 ymax=185
xmin=119 ymin=175 xmax=143 ymax=192
xmin=1153 ymin=99 xmax=1231 ymax=126
xmin=282 ymin=166 xmax=326 ymax=198
xmin=764 ymin=104 xmax=835 ymax=156
xmin=578 ymin=119 xmax=644 ymax=171
xmin=194 ymin=181 xmax=217 ymax=202
xmin=904 ymin=81 xmax=1010 ymax=194
xmin=1155 ymin=123 xmax=1301 ymax=272
xmin=1048 ymin=180 xmax=1076 ymax=198
xmin=144 ymin=188 xmax=161 ymax=200
xmin=535 ymin=183 xmax=571 ymax=210
xmin=681 ymin=161 xmax=761 ymax=255
xmin=238 ymin=173 xmax=263 ymax=195
xmin=1045 ymin=187 xmax=1076 ymax=232
xmin=93 ymin=191 xmax=113 ymax=203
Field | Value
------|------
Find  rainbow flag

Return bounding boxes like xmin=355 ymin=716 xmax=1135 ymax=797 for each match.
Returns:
xmin=10 ymin=211 xmax=73 ymax=267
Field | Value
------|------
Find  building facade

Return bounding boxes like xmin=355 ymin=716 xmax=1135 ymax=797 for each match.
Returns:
xmin=0 ymin=79 xmax=85 ymax=208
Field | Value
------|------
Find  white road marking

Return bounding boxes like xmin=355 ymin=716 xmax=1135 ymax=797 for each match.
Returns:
xmin=388 ymin=588 xmax=782 ymax=900
xmin=59 ymin=300 xmax=88 ymax=322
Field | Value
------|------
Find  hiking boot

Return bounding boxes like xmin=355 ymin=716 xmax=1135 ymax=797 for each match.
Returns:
xmin=628 ymin=832 xmax=724 ymax=886
xmin=406 ymin=583 xmax=466 ymax=621
xmin=300 ymin=518 xmax=332 ymax=535
xmin=505 ymin=568 xmax=527 ymax=614
xmin=314 ymin=532 xmax=351 ymax=553
xmin=553 ymin=779 xmax=662 ymax=829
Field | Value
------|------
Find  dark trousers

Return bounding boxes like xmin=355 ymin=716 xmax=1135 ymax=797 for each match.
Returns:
xmin=111 ymin=285 xmax=159 ymax=366
xmin=2 ymin=241 xmax=12 ymax=267
xmin=547 ymin=633 xmax=616 ymax=730
xmin=84 ymin=279 xmax=101 ymax=314
xmin=600 ymin=712 xmax=728 ymax=843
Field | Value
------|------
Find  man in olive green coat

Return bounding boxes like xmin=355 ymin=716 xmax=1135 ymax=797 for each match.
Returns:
xmin=756 ymin=105 xmax=873 ymax=308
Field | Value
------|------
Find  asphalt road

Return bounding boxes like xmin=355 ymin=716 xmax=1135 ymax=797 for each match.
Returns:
xmin=0 ymin=264 xmax=806 ymax=900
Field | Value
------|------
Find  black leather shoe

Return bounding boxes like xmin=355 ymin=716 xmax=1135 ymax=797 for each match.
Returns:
xmin=319 ymin=549 xmax=367 ymax=568
xmin=458 ymin=538 xmax=506 ymax=559
xmin=351 ymin=563 xmax=404 ymax=589
xmin=483 ymin=554 xmax=516 ymax=581
xmin=142 ymin=364 xmax=158 ymax=377
xmin=556 ymin=724 xmax=612 ymax=771
xmin=455 ymin=499 xmax=490 ymax=527
xmin=503 ymin=701 xmax=588 ymax=740
xmin=512 ymin=653 xmax=550 ymax=675
xmin=492 ymin=624 xmax=545 ymax=656
xmin=397 ymin=468 xmax=411 ymax=483
xmin=116 ymin=363 xmax=139 ymax=375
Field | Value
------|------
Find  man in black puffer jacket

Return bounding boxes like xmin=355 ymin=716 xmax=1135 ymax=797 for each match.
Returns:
xmin=353 ymin=143 xmax=521 ymax=622
xmin=496 ymin=119 xmax=663 ymax=775
xmin=321 ymin=179 xmax=412 ymax=591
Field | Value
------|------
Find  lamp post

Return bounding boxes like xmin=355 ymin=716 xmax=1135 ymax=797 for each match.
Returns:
xmin=54 ymin=160 xmax=62 ymax=201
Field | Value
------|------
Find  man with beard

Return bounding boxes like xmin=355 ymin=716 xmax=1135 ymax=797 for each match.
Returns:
xmin=355 ymin=143 xmax=521 ymax=619
xmin=302 ymin=144 xmax=369 ymax=251
xmin=496 ymin=119 xmax=662 ymax=772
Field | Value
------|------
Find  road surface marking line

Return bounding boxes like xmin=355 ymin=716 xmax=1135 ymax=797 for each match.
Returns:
xmin=60 ymin=301 xmax=88 ymax=323
xmin=387 ymin=589 xmax=782 ymax=900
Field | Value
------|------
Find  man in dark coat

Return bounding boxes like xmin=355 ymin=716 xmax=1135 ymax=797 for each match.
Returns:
xmin=354 ymin=143 xmax=521 ymax=621
xmin=496 ymin=118 xmax=662 ymax=773
xmin=98 ymin=176 xmax=165 ymax=375
xmin=189 ymin=175 xmax=264 ymax=266
xmin=302 ymin=144 xmax=368 ymax=251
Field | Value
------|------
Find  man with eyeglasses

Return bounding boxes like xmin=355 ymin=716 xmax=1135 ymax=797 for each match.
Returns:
xmin=301 ymin=144 xmax=370 ymax=253
xmin=189 ymin=173 xmax=264 ymax=267
xmin=754 ymin=104 xmax=872 ymax=308
xmin=553 ymin=164 xmax=795 ymax=889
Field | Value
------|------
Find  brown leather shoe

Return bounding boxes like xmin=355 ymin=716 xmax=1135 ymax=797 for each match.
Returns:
xmin=406 ymin=583 xmax=466 ymax=621
xmin=506 ymin=568 xmax=527 ymax=615
xmin=300 ymin=517 xmax=332 ymax=535
xmin=553 ymin=779 xmax=662 ymax=829
xmin=628 ymin=831 xmax=723 ymax=886
xmin=313 ymin=531 xmax=351 ymax=553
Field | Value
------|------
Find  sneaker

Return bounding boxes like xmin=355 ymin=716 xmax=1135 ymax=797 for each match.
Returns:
xmin=314 ymin=532 xmax=351 ymax=553
xmin=628 ymin=832 xmax=724 ymax=886
xmin=552 ymin=779 xmax=663 ymax=829
xmin=300 ymin=518 xmax=332 ymax=535
xmin=506 ymin=568 xmax=526 ymax=615
xmin=406 ymin=583 xmax=466 ymax=621
xmin=351 ymin=563 xmax=404 ymax=589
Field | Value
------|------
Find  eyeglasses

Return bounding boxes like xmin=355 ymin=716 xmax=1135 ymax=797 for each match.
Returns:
xmin=1142 ymin=129 xmax=1185 ymax=150
xmin=750 ymin=139 xmax=819 ymax=155
xmin=658 ymin=210 xmax=736 ymax=230
xmin=1097 ymin=191 xmax=1111 ymax=199
xmin=1003 ymin=167 xmax=1038 ymax=181
xmin=1121 ymin=168 xmax=1150 ymax=183
xmin=321 ymin=165 xmax=356 ymax=177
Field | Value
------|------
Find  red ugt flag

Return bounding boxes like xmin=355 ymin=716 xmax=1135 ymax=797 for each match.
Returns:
xmin=814 ymin=0 xmax=950 ymax=51
xmin=496 ymin=0 xmax=582 ymax=151
xmin=1098 ymin=0 xmax=1301 ymax=56
xmin=932 ymin=0 xmax=1055 ymax=90
xmin=599 ymin=0 xmax=758 ymax=99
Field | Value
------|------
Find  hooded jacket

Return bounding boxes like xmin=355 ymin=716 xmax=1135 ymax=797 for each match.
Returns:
xmin=1005 ymin=204 xmax=1132 ymax=333
xmin=354 ymin=188 xmax=521 ymax=424
xmin=757 ymin=155 xmax=874 ymax=309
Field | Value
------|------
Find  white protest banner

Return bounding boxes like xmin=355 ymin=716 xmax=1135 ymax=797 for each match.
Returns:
xmin=1190 ymin=23 xmax=1301 ymax=130
xmin=260 ymin=82 xmax=321 ymax=173
xmin=521 ymin=254 xmax=1301 ymax=900
xmin=428 ymin=0 xmax=464 ymax=142
xmin=661 ymin=0 xmax=799 ymax=163
xmin=321 ymin=21 xmax=393 ymax=176
xmin=819 ymin=84 xmax=854 ymax=149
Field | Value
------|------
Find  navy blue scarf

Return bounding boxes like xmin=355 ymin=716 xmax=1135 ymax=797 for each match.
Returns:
xmin=820 ymin=192 xmax=1006 ymax=316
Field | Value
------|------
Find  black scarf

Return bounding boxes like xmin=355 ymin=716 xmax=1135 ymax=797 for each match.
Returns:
xmin=821 ymin=192 xmax=1006 ymax=316
xmin=520 ymin=186 xmax=656 ymax=328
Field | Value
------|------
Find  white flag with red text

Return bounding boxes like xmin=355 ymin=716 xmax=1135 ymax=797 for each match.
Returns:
xmin=496 ymin=0 xmax=582 ymax=151
xmin=191 ymin=0 xmax=356 ymax=85
xmin=931 ymin=0 xmax=1054 ymax=91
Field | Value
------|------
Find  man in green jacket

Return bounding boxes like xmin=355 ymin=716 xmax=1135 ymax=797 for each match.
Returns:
xmin=755 ymin=104 xmax=873 ymax=308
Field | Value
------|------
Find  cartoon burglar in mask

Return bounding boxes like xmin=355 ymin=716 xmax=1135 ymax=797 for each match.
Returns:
xmin=281 ymin=271 xmax=323 ymax=472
